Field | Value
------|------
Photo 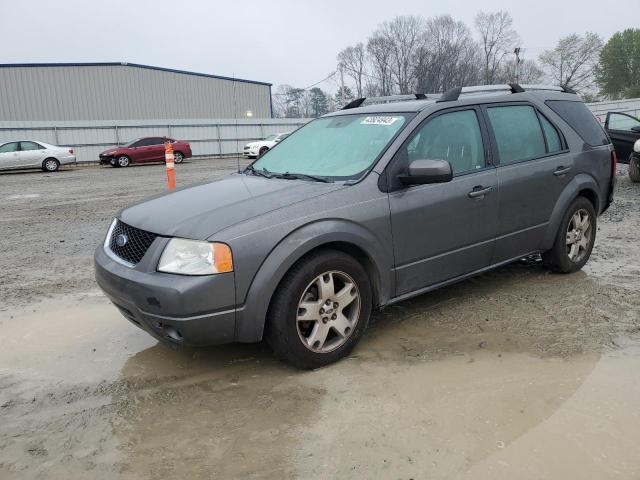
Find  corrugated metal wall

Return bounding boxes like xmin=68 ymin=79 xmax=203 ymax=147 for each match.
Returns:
xmin=586 ymin=98 xmax=640 ymax=123
xmin=0 ymin=118 xmax=311 ymax=162
xmin=0 ymin=63 xmax=272 ymax=121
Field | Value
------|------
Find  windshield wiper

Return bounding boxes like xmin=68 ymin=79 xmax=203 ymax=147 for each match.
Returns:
xmin=272 ymin=172 xmax=333 ymax=183
xmin=244 ymin=165 xmax=273 ymax=179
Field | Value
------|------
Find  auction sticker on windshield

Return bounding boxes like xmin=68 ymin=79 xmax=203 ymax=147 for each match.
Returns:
xmin=361 ymin=116 xmax=401 ymax=126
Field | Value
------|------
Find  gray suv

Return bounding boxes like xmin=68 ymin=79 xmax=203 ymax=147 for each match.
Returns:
xmin=95 ymin=84 xmax=616 ymax=369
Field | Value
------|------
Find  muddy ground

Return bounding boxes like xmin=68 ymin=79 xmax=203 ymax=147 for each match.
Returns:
xmin=1 ymin=160 xmax=639 ymax=479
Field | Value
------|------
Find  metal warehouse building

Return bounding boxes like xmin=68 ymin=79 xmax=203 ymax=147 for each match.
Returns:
xmin=0 ymin=62 xmax=273 ymax=120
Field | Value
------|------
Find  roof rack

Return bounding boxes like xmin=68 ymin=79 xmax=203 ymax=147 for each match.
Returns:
xmin=342 ymin=93 xmax=438 ymax=110
xmin=436 ymin=83 xmax=577 ymax=103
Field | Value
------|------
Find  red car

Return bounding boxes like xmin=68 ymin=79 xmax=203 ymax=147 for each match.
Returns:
xmin=99 ymin=137 xmax=192 ymax=167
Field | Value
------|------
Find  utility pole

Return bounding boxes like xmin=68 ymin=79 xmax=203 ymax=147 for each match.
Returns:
xmin=514 ymin=47 xmax=522 ymax=83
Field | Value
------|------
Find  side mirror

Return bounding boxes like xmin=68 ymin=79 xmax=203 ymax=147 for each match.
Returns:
xmin=399 ymin=159 xmax=453 ymax=185
xmin=631 ymin=126 xmax=640 ymax=133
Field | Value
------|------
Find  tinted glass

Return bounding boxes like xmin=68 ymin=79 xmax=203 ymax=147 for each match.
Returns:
xmin=0 ymin=142 xmax=19 ymax=153
xmin=147 ymin=137 xmax=164 ymax=146
xmin=252 ymin=114 xmax=408 ymax=179
xmin=407 ymin=110 xmax=485 ymax=174
xmin=20 ymin=141 xmax=42 ymax=151
xmin=608 ymin=112 xmax=640 ymax=131
xmin=487 ymin=105 xmax=546 ymax=164
xmin=546 ymin=100 xmax=609 ymax=146
xmin=539 ymin=115 xmax=563 ymax=153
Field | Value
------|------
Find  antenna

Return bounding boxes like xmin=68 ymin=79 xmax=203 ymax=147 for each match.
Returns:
xmin=233 ymin=72 xmax=240 ymax=173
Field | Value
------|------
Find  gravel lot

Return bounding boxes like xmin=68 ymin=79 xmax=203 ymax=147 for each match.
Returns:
xmin=1 ymin=160 xmax=639 ymax=479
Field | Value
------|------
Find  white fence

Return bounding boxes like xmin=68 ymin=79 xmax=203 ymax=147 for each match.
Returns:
xmin=0 ymin=118 xmax=311 ymax=163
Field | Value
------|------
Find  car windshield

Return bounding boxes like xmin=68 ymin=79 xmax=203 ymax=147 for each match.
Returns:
xmin=251 ymin=114 xmax=409 ymax=179
xmin=263 ymin=134 xmax=278 ymax=141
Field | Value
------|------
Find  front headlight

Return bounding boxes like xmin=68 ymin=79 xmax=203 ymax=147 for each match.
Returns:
xmin=158 ymin=238 xmax=233 ymax=275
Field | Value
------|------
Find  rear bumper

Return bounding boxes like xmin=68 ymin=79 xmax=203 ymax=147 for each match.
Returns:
xmin=59 ymin=155 xmax=76 ymax=166
xmin=94 ymin=243 xmax=237 ymax=347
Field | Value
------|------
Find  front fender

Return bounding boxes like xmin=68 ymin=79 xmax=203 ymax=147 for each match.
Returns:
xmin=542 ymin=173 xmax=600 ymax=250
xmin=234 ymin=219 xmax=392 ymax=342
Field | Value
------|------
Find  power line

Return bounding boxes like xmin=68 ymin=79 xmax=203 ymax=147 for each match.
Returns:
xmin=272 ymin=71 xmax=337 ymax=95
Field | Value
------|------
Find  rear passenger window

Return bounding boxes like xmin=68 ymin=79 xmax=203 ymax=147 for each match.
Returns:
xmin=539 ymin=115 xmax=563 ymax=153
xmin=487 ymin=105 xmax=546 ymax=164
xmin=545 ymin=100 xmax=609 ymax=147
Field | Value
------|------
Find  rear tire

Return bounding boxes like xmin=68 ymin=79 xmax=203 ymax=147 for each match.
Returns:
xmin=629 ymin=154 xmax=640 ymax=183
xmin=542 ymin=196 xmax=596 ymax=273
xmin=265 ymin=250 xmax=373 ymax=369
xmin=174 ymin=152 xmax=184 ymax=164
xmin=42 ymin=158 xmax=59 ymax=172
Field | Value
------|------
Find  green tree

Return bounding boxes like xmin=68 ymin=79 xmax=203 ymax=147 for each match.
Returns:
xmin=596 ymin=29 xmax=640 ymax=99
xmin=334 ymin=86 xmax=355 ymax=109
xmin=308 ymin=88 xmax=329 ymax=117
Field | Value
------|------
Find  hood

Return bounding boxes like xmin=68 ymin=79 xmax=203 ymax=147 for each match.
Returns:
xmin=246 ymin=141 xmax=262 ymax=148
xmin=119 ymin=173 xmax=345 ymax=240
xmin=100 ymin=147 xmax=122 ymax=155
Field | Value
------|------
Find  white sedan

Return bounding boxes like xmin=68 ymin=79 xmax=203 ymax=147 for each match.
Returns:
xmin=243 ymin=132 xmax=291 ymax=159
xmin=0 ymin=141 xmax=76 ymax=172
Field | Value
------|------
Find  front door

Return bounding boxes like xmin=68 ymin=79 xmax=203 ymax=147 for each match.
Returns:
xmin=606 ymin=112 xmax=640 ymax=161
xmin=386 ymin=107 xmax=498 ymax=297
xmin=0 ymin=142 xmax=20 ymax=169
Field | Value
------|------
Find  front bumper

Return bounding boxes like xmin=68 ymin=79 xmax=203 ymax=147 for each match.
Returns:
xmin=94 ymin=242 xmax=237 ymax=347
xmin=99 ymin=155 xmax=114 ymax=165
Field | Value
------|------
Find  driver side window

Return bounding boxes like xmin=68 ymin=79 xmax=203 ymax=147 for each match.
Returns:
xmin=404 ymin=109 xmax=486 ymax=175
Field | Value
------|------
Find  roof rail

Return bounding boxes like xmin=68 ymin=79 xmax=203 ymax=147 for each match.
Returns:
xmin=342 ymin=93 xmax=434 ymax=110
xmin=437 ymin=83 xmax=577 ymax=103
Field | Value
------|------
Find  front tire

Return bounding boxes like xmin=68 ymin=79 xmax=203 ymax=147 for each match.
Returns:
xmin=629 ymin=154 xmax=640 ymax=183
xmin=116 ymin=155 xmax=130 ymax=167
xmin=42 ymin=158 xmax=59 ymax=172
xmin=265 ymin=250 xmax=373 ymax=369
xmin=259 ymin=147 xmax=269 ymax=157
xmin=542 ymin=196 xmax=596 ymax=273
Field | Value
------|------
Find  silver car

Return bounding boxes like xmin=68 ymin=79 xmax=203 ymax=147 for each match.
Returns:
xmin=0 ymin=141 xmax=76 ymax=172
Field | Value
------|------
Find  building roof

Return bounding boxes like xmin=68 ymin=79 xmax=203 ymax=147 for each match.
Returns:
xmin=0 ymin=62 xmax=272 ymax=87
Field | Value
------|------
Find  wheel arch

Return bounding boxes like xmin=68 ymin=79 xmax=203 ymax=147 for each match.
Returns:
xmin=542 ymin=173 xmax=600 ymax=250
xmin=233 ymin=220 xmax=392 ymax=343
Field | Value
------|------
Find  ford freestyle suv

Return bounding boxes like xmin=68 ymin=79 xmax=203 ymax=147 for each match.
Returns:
xmin=99 ymin=137 xmax=192 ymax=167
xmin=95 ymin=84 xmax=616 ymax=369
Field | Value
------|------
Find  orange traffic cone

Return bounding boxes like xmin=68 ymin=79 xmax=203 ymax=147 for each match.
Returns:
xmin=165 ymin=140 xmax=176 ymax=190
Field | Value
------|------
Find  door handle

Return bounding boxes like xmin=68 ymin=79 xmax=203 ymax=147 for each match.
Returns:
xmin=468 ymin=186 xmax=493 ymax=198
xmin=553 ymin=166 xmax=572 ymax=176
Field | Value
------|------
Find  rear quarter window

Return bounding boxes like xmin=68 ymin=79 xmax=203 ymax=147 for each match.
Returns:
xmin=545 ymin=100 xmax=609 ymax=147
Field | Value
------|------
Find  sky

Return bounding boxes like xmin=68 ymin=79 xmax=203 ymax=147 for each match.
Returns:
xmin=1 ymin=0 xmax=638 ymax=92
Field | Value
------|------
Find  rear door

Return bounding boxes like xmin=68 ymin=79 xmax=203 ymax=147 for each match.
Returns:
xmin=605 ymin=112 xmax=640 ymax=161
xmin=18 ymin=141 xmax=47 ymax=167
xmin=0 ymin=142 xmax=20 ymax=169
xmin=387 ymin=107 xmax=499 ymax=296
xmin=483 ymin=103 xmax=573 ymax=262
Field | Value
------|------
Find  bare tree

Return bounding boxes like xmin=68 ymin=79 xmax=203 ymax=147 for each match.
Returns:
xmin=475 ymin=11 xmax=519 ymax=84
xmin=337 ymin=43 xmax=366 ymax=97
xmin=376 ymin=15 xmax=425 ymax=94
xmin=497 ymin=57 xmax=544 ymax=84
xmin=366 ymin=33 xmax=394 ymax=96
xmin=415 ymin=15 xmax=482 ymax=93
xmin=539 ymin=32 xmax=604 ymax=92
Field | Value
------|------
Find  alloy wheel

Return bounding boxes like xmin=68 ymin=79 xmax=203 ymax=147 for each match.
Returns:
xmin=296 ymin=270 xmax=361 ymax=353
xmin=118 ymin=156 xmax=130 ymax=167
xmin=566 ymin=208 xmax=592 ymax=263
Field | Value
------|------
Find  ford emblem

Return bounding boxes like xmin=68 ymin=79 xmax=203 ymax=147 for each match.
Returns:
xmin=115 ymin=233 xmax=128 ymax=247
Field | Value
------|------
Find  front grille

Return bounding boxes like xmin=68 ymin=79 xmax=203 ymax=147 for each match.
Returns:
xmin=109 ymin=220 xmax=157 ymax=265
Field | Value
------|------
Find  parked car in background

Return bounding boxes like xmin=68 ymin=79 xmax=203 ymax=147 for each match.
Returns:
xmin=0 ymin=141 xmax=76 ymax=172
xmin=95 ymin=84 xmax=615 ymax=369
xmin=243 ymin=132 xmax=290 ymax=158
xmin=604 ymin=111 xmax=640 ymax=163
xmin=99 ymin=137 xmax=192 ymax=167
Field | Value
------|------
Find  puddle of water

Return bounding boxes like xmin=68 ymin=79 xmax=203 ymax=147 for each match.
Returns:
xmin=1 ymin=286 xmax=639 ymax=479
